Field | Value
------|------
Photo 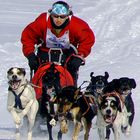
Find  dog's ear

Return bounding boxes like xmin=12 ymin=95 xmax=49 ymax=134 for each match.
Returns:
xmin=7 ymin=67 xmax=13 ymax=75
xmin=118 ymin=105 xmax=122 ymax=112
xmin=130 ymin=78 xmax=136 ymax=89
xmin=104 ymin=71 xmax=109 ymax=79
xmin=116 ymin=101 xmax=122 ymax=112
xmin=117 ymin=98 xmax=122 ymax=112
xmin=90 ymin=72 xmax=94 ymax=78
xmin=20 ymin=68 xmax=26 ymax=76
xmin=113 ymin=96 xmax=122 ymax=112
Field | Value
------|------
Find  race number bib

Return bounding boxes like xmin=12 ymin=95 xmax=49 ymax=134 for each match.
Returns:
xmin=46 ymin=29 xmax=70 ymax=49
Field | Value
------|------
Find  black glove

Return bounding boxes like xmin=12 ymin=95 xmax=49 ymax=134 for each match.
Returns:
xmin=67 ymin=55 xmax=85 ymax=71
xmin=27 ymin=53 xmax=39 ymax=71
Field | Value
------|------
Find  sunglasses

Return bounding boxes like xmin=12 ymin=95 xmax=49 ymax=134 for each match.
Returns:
xmin=52 ymin=14 xmax=68 ymax=19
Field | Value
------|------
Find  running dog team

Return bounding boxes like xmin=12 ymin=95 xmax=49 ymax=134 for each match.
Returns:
xmin=7 ymin=67 xmax=136 ymax=140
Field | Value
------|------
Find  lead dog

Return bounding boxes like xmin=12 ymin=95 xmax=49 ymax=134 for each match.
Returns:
xmin=7 ymin=67 xmax=39 ymax=140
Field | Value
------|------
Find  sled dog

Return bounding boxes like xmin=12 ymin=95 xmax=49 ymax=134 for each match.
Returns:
xmin=97 ymin=91 xmax=129 ymax=140
xmin=108 ymin=77 xmax=136 ymax=136
xmin=7 ymin=67 xmax=39 ymax=140
xmin=58 ymin=86 xmax=96 ymax=140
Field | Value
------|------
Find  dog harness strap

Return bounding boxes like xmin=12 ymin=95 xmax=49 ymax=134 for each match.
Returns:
xmin=12 ymin=90 xmax=24 ymax=110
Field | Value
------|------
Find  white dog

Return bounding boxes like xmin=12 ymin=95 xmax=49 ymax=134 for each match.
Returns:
xmin=7 ymin=67 xmax=39 ymax=140
xmin=96 ymin=92 xmax=129 ymax=140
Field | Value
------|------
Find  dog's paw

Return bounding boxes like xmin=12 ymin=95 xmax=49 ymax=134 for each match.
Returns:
xmin=14 ymin=116 xmax=21 ymax=124
xmin=122 ymin=125 xmax=131 ymax=137
xmin=49 ymin=118 xmax=57 ymax=126
xmin=125 ymin=126 xmax=131 ymax=137
xmin=13 ymin=115 xmax=21 ymax=124
xmin=27 ymin=131 xmax=32 ymax=140
xmin=60 ymin=120 xmax=68 ymax=133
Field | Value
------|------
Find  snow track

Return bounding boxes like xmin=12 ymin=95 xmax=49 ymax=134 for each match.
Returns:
xmin=0 ymin=0 xmax=140 ymax=140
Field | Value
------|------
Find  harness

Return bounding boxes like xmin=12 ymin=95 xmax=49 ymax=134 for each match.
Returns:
xmin=72 ymin=90 xmax=91 ymax=116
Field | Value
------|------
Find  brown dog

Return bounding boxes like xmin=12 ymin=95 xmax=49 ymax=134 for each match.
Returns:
xmin=57 ymin=86 xmax=96 ymax=140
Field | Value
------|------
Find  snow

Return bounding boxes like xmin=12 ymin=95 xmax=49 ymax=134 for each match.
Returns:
xmin=0 ymin=0 xmax=140 ymax=139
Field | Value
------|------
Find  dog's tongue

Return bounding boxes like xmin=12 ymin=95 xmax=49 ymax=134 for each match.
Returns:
xmin=96 ymin=88 xmax=103 ymax=93
xmin=47 ymin=88 xmax=53 ymax=95
xmin=47 ymin=88 xmax=56 ymax=102
xmin=105 ymin=115 xmax=114 ymax=123
xmin=105 ymin=118 xmax=112 ymax=123
xmin=11 ymin=81 xmax=20 ymax=90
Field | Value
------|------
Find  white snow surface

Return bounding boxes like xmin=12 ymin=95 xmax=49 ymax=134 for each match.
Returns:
xmin=0 ymin=0 xmax=140 ymax=140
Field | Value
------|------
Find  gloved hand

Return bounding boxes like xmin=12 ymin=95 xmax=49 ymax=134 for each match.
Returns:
xmin=27 ymin=53 xmax=39 ymax=71
xmin=67 ymin=54 xmax=85 ymax=71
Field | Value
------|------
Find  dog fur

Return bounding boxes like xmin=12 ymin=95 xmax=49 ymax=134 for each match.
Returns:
xmin=85 ymin=72 xmax=110 ymax=139
xmin=96 ymin=91 xmax=129 ymax=140
xmin=107 ymin=77 xmax=136 ymax=136
xmin=7 ymin=67 xmax=39 ymax=140
xmin=39 ymin=64 xmax=62 ymax=140
xmin=57 ymin=86 xmax=96 ymax=140
xmin=86 ymin=72 xmax=109 ymax=98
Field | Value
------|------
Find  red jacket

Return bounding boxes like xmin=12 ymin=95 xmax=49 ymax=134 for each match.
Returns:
xmin=21 ymin=13 xmax=95 ymax=58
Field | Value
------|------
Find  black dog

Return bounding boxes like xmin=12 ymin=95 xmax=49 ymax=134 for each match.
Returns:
xmin=39 ymin=64 xmax=62 ymax=140
xmin=112 ymin=77 xmax=136 ymax=133
xmin=103 ymin=77 xmax=136 ymax=138
xmin=86 ymin=71 xmax=109 ymax=99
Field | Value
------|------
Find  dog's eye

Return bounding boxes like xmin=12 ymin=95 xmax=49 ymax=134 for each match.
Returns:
xmin=110 ymin=102 xmax=116 ymax=109
xmin=101 ymin=102 xmax=108 ymax=109
xmin=105 ymin=102 xmax=108 ymax=106
xmin=8 ymin=71 xmax=13 ymax=75
xmin=17 ymin=71 xmax=23 ymax=75
xmin=110 ymin=102 xmax=114 ymax=106
xmin=101 ymin=105 xmax=107 ymax=109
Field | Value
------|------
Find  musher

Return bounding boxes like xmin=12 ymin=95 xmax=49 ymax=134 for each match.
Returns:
xmin=21 ymin=1 xmax=95 ymax=86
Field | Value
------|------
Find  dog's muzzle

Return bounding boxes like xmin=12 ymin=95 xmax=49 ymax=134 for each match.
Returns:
xmin=103 ymin=111 xmax=117 ymax=123
xmin=122 ymin=89 xmax=131 ymax=96
xmin=47 ymin=87 xmax=57 ymax=102
xmin=8 ymin=79 xmax=21 ymax=90
xmin=95 ymin=82 xmax=105 ymax=93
